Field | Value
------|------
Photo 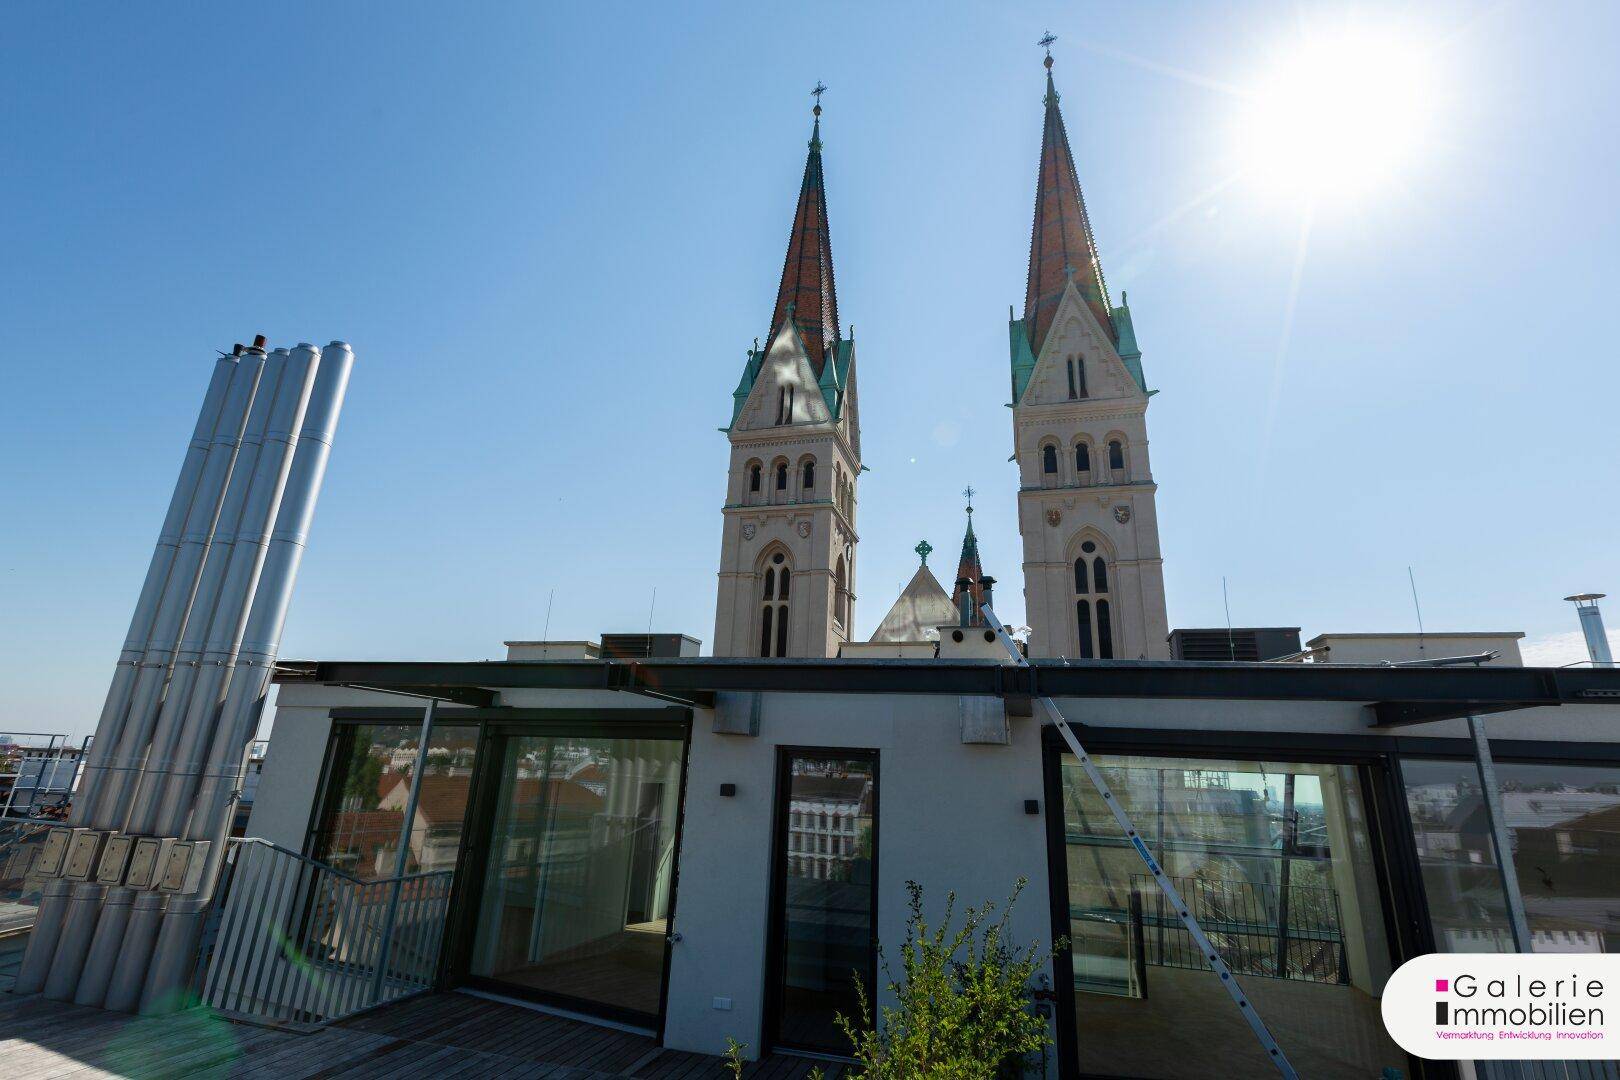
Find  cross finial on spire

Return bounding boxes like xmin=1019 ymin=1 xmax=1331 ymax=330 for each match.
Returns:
xmin=915 ymin=539 xmax=933 ymax=566
xmin=812 ymin=81 xmax=827 ymax=117
xmin=963 ymin=485 xmax=976 ymax=513
xmin=1038 ymin=31 xmax=1057 ymax=68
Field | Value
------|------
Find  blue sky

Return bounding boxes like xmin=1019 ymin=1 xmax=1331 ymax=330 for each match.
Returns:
xmin=4 ymin=2 xmax=1617 ymax=739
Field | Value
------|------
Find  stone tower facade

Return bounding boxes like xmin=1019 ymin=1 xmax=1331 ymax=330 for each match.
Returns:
xmin=1009 ymin=56 xmax=1169 ymax=660
xmin=713 ymin=106 xmax=861 ymax=658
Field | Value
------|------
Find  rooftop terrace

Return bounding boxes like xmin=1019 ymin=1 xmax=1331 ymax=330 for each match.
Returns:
xmin=0 ymin=988 xmax=843 ymax=1079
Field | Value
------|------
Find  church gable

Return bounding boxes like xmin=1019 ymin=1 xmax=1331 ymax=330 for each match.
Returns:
xmin=732 ymin=322 xmax=834 ymax=434
xmin=1018 ymin=282 xmax=1144 ymax=407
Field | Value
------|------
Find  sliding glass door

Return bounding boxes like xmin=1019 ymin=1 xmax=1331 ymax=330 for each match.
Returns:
xmin=465 ymin=729 xmax=686 ymax=1025
xmin=766 ymin=749 xmax=878 ymax=1056
xmin=1053 ymin=750 xmax=1408 ymax=1079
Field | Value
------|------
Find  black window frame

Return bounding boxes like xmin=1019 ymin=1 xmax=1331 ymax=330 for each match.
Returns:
xmin=1040 ymin=725 xmax=1620 ymax=1080
xmin=450 ymin=709 xmax=693 ymax=1034
xmin=763 ymin=745 xmax=880 ymax=1058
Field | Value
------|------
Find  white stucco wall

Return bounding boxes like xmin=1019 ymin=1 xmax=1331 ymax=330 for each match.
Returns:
xmin=253 ymin=674 xmax=1620 ymax=1072
xmin=662 ymin=691 xmax=1053 ymax=1062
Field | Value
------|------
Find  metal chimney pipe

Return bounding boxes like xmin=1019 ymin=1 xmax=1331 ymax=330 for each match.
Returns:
xmin=1565 ymin=593 xmax=1614 ymax=667
xmin=144 ymin=345 xmax=319 ymax=838
xmin=119 ymin=350 xmax=289 ymax=837
xmin=182 ymin=342 xmax=352 ymax=843
xmin=84 ymin=352 xmax=309 ymax=1010
xmin=44 ymin=354 xmax=266 ymax=1003
xmin=956 ymin=578 xmax=973 ymax=627
xmin=981 ymin=576 xmax=997 ymax=616
xmin=107 ymin=345 xmax=320 ymax=1012
xmin=143 ymin=343 xmax=353 ymax=1014
xmin=84 ymin=353 xmax=266 ymax=829
xmin=14 ymin=353 xmax=240 ymax=998
xmin=66 ymin=356 xmax=241 ymax=828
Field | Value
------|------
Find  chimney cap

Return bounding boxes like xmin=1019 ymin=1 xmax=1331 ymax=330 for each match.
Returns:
xmin=1565 ymin=593 xmax=1607 ymax=603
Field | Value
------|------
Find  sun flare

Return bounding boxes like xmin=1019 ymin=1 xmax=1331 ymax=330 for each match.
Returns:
xmin=1235 ymin=26 xmax=1439 ymax=201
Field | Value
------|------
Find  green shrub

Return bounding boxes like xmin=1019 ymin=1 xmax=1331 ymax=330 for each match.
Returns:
xmin=836 ymin=877 xmax=1059 ymax=1078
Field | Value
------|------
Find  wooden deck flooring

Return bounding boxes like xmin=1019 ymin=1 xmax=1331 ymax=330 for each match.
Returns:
xmin=0 ymin=989 xmax=845 ymax=1079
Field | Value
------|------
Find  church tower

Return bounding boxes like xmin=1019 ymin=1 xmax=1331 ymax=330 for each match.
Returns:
xmin=714 ymin=94 xmax=861 ymax=658
xmin=1009 ymin=50 xmax=1169 ymax=659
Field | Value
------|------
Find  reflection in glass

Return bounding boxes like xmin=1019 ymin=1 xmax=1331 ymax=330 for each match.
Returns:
xmin=310 ymin=723 xmax=479 ymax=879
xmin=775 ymin=753 xmax=876 ymax=1054
xmin=470 ymin=735 xmax=683 ymax=1020
xmin=1403 ymin=758 xmax=1620 ymax=953
xmin=1061 ymin=754 xmax=1403 ymax=1078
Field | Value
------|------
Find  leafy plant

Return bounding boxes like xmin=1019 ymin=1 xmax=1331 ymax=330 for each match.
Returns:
xmin=836 ymin=878 xmax=1059 ymax=1079
xmin=724 ymin=1037 xmax=747 ymax=1080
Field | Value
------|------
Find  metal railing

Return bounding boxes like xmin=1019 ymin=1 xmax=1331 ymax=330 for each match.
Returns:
xmin=0 ymin=820 xmax=59 ymax=931
xmin=1129 ymin=873 xmax=1347 ymax=985
xmin=196 ymin=836 xmax=453 ymax=1028
xmin=0 ymin=734 xmax=89 ymax=820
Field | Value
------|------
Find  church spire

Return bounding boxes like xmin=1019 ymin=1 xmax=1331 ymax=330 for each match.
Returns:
xmin=951 ymin=488 xmax=988 ymax=625
xmin=1024 ymin=40 xmax=1113 ymax=357
xmin=768 ymin=83 xmax=840 ymax=376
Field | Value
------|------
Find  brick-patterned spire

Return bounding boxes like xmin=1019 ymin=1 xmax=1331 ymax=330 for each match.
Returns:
xmin=768 ymin=92 xmax=840 ymax=377
xmin=1024 ymin=51 xmax=1113 ymax=357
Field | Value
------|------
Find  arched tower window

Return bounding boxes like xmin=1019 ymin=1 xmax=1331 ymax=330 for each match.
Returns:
xmin=760 ymin=552 xmax=791 ymax=657
xmin=1073 ymin=539 xmax=1114 ymax=660
xmin=834 ymin=555 xmax=849 ymax=630
xmin=1108 ymin=439 xmax=1125 ymax=472
xmin=802 ymin=459 xmax=815 ymax=491
xmin=776 ymin=462 xmax=788 ymax=491
xmin=1042 ymin=444 xmax=1058 ymax=475
xmin=749 ymin=463 xmax=762 ymax=493
xmin=1074 ymin=442 xmax=1091 ymax=476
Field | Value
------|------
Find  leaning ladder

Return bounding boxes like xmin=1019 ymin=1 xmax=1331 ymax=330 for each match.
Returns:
xmin=980 ymin=603 xmax=1300 ymax=1080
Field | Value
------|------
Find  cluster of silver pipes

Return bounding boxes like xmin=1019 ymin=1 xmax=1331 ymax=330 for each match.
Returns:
xmin=16 ymin=338 xmax=354 ymax=1014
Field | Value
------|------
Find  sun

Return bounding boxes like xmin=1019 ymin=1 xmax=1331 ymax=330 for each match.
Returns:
xmin=1234 ymin=25 xmax=1439 ymax=201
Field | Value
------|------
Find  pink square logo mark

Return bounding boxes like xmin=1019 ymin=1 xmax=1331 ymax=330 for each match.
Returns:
xmin=1435 ymin=979 xmax=1449 ymax=992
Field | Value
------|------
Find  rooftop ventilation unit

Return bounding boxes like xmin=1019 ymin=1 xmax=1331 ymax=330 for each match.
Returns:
xmin=599 ymin=633 xmax=702 ymax=660
xmin=1169 ymin=628 xmax=1302 ymax=663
